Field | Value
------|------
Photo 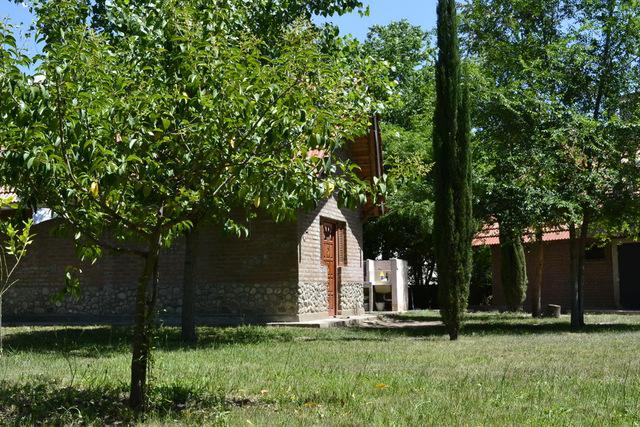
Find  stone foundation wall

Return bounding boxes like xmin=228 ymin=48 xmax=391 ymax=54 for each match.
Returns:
xmin=196 ymin=281 xmax=298 ymax=321
xmin=4 ymin=280 xmax=299 ymax=323
xmin=4 ymin=282 xmax=183 ymax=322
xmin=340 ymin=282 xmax=365 ymax=314
xmin=296 ymin=281 xmax=365 ymax=316
xmin=3 ymin=217 xmax=302 ymax=324
xmin=297 ymin=282 xmax=328 ymax=314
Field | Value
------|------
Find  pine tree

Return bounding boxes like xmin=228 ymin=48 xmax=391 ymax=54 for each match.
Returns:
xmin=432 ymin=0 xmax=473 ymax=340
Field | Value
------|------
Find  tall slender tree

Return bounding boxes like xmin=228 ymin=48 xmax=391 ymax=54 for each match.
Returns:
xmin=432 ymin=0 xmax=473 ymax=340
xmin=499 ymin=225 xmax=528 ymax=311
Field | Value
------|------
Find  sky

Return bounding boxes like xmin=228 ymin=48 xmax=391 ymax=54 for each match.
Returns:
xmin=0 ymin=0 xmax=40 ymax=56
xmin=317 ymin=0 xmax=437 ymax=40
xmin=1 ymin=0 xmax=438 ymax=55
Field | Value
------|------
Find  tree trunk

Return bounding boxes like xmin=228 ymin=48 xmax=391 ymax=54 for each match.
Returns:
xmin=0 ymin=294 xmax=3 ymax=354
xmin=576 ymin=213 xmax=589 ymax=327
xmin=181 ymin=228 xmax=199 ymax=344
xmin=426 ymin=260 xmax=435 ymax=285
xmin=569 ymin=214 xmax=589 ymax=329
xmin=129 ymin=231 xmax=162 ymax=412
xmin=531 ymin=229 xmax=544 ymax=317
xmin=499 ymin=225 xmax=528 ymax=311
xmin=569 ymin=223 xmax=579 ymax=326
xmin=592 ymin=0 xmax=615 ymax=122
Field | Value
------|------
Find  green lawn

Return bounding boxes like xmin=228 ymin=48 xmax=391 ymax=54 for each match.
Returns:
xmin=1 ymin=311 xmax=640 ymax=426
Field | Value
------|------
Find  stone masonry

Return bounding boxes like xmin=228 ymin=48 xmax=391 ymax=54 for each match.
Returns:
xmin=297 ymin=282 xmax=328 ymax=315
xmin=340 ymin=282 xmax=365 ymax=314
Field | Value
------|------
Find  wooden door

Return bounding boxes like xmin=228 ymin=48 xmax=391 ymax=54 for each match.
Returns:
xmin=321 ymin=221 xmax=338 ymax=316
xmin=619 ymin=243 xmax=640 ymax=309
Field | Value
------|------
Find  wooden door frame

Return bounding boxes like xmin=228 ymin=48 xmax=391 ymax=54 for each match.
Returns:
xmin=320 ymin=218 xmax=340 ymax=316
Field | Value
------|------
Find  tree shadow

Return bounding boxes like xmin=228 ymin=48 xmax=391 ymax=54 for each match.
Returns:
xmin=2 ymin=324 xmax=296 ymax=356
xmin=0 ymin=381 xmax=229 ymax=425
xmin=384 ymin=313 xmax=443 ymax=322
xmin=385 ymin=312 xmax=547 ymax=323
xmin=354 ymin=318 xmax=640 ymax=339
xmin=2 ymin=326 xmax=130 ymax=357
xmin=463 ymin=321 xmax=640 ymax=335
xmin=5 ymin=314 xmax=640 ymax=354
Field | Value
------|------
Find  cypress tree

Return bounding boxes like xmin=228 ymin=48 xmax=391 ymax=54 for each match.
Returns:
xmin=432 ymin=0 xmax=473 ymax=340
xmin=499 ymin=225 xmax=528 ymax=311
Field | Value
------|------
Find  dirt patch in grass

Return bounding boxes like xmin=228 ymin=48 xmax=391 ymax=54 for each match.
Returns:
xmin=359 ymin=316 xmax=443 ymax=329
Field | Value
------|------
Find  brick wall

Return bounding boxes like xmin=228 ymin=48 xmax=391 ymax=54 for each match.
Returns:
xmin=191 ymin=215 xmax=300 ymax=322
xmin=4 ymin=199 xmax=366 ymax=323
xmin=3 ymin=219 xmax=183 ymax=321
xmin=491 ymin=239 xmax=616 ymax=310
xmin=4 ymin=216 xmax=300 ymax=323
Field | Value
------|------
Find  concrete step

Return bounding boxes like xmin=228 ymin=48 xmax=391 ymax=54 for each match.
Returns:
xmin=267 ymin=313 xmax=383 ymax=328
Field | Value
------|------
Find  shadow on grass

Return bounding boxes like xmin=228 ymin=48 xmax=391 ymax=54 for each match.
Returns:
xmin=385 ymin=313 xmax=443 ymax=322
xmin=2 ymin=326 xmax=130 ymax=357
xmin=385 ymin=312 xmax=546 ymax=323
xmin=5 ymin=314 xmax=640 ymax=354
xmin=354 ymin=319 xmax=640 ymax=340
xmin=0 ymin=381 xmax=229 ymax=425
xmin=3 ymin=325 xmax=296 ymax=356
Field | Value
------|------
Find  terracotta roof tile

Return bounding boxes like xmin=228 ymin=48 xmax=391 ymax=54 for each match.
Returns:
xmin=0 ymin=187 xmax=17 ymax=200
xmin=472 ymin=223 xmax=570 ymax=246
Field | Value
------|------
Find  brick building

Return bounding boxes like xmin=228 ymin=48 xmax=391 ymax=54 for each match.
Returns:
xmin=474 ymin=226 xmax=640 ymax=311
xmin=4 ymin=123 xmax=384 ymax=324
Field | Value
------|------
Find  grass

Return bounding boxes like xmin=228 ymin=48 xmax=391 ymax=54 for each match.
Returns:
xmin=1 ymin=311 xmax=640 ymax=426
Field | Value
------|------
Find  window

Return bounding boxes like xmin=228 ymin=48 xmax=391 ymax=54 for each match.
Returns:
xmin=336 ymin=223 xmax=348 ymax=266
xmin=585 ymin=246 xmax=606 ymax=260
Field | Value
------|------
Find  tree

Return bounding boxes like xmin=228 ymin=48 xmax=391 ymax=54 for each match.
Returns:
xmin=432 ymin=0 xmax=473 ymax=340
xmin=0 ymin=22 xmax=36 ymax=354
xmin=171 ymin=0 xmax=371 ymax=344
xmin=498 ymin=226 xmax=527 ymax=311
xmin=461 ymin=0 xmax=570 ymax=314
xmin=0 ymin=201 xmax=33 ymax=354
xmin=551 ymin=112 xmax=640 ymax=327
xmin=11 ymin=0 xmax=372 ymax=345
xmin=362 ymin=21 xmax=437 ymax=296
xmin=471 ymin=85 xmax=563 ymax=313
xmin=463 ymin=0 xmax=640 ymax=326
xmin=556 ymin=0 xmax=640 ymax=328
xmin=364 ymin=20 xmax=434 ymax=128
xmin=7 ymin=0 xmax=385 ymax=411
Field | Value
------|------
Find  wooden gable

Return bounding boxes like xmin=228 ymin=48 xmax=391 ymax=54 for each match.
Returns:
xmin=345 ymin=116 xmax=384 ymax=219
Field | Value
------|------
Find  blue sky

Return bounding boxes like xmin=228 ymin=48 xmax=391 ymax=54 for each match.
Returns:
xmin=0 ymin=0 xmax=39 ymax=56
xmin=0 ymin=0 xmax=437 ymax=55
xmin=318 ymin=0 xmax=437 ymax=39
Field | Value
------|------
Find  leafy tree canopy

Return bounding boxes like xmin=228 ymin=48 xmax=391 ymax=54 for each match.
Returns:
xmin=362 ymin=20 xmax=436 ymax=287
xmin=1 ymin=0 xmax=390 ymax=408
